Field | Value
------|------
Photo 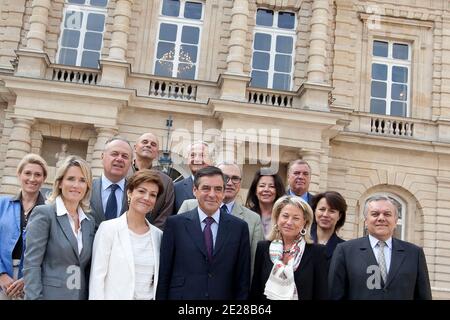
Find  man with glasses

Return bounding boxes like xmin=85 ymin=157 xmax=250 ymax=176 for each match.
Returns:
xmin=178 ymin=162 xmax=264 ymax=276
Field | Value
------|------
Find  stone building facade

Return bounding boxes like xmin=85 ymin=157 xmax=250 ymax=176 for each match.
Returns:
xmin=0 ymin=0 xmax=450 ymax=298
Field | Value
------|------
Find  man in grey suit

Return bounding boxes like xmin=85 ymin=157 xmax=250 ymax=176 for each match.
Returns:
xmin=329 ymin=195 xmax=432 ymax=300
xmin=178 ymin=162 xmax=264 ymax=275
xmin=90 ymin=137 xmax=133 ymax=229
xmin=173 ymin=141 xmax=211 ymax=214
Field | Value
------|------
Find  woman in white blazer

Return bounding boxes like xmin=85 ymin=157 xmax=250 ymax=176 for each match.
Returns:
xmin=89 ymin=169 xmax=164 ymax=300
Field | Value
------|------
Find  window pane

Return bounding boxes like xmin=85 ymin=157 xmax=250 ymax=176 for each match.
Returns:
xmin=162 ymin=0 xmax=180 ymax=17
xmin=184 ymin=2 xmax=202 ymax=19
xmin=254 ymin=33 xmax=271 ymax=51
xmin=371 ymin=81 xmax=387 ymax=98
xmin=155 ymin=60 xmax=173 ymax=77
xmin=178 ymin=63 xmax=196 ymax=79
xmin=391 ymin=101 xmax=407 ymax=117
xmin=373 ymin=40 xmax=388 ymax=57
xmin=180 ymin=45 xmax=197 ymax=63
xmin=372 ymin=63 xmax=387 ymax=81
xmin=65 ymin=11 xmax=83 ymax=29
xmin=391 ymin=84 xmax=407 ymax=101
xmin=273 ymin=73 xmax=290 ymax=90
xmin=370 ymin=98 xmax=386 ymax=114
xmin=393 ymin=43 xmax=408 ymax=60
xmin=278 ymin=12 xmax=295 ymax=29
xmin=274 ymin=54 xmax=291 ymax=73
xmin=181 ymin=26 xmax=199 ymax=44
xmin=251 ymin=70 xmax=268 ymax=88
xmin=61 ymin=29 xmax=80 ymax=48
xmin=276 ymin=36 xmax=293 ymax=54
xmin=90 ymin=0 xmax=108 ymax=7
xmin=156 ymin=42 xmax=175 ymax=60
xmin=59 ymin=48 xmax=77 ymax=65
xmin=252 ymin=52 xmax=270 ymax=70
xmin=83 ymin=32 xmax=102 ymax=50
xmin=87 ymin=13 xmax=105 ymax=32
xmin=256 ymin=9 xmax=273 ymax=27
xmin=159 ymin=23 xmax=177 ymax=42
xmin=392 ymin=66 xmax=408 ymax=83
xmin=81 ymin=51 xmax=99 ymax=68
xmin=68 ymin=0 xmax=85 ymax=4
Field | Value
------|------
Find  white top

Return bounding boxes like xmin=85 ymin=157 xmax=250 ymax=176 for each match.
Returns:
xmin=369 ymin=234 xmax=393 ymax=273
xmin=129 ymin=228 xmax=155 ymax=300
xmin=56 ymin=196 xmax=90 ymax=255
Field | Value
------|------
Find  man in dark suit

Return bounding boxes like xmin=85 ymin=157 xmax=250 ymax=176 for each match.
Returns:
xmin=157 ymin=166 xmax=251 ymax=300
xmin=90 ymin=136 xmax=132 ymax=229
xmin=287 ymin=159 xmax=313 ymax=206
xmin=173 ymin=141 xmax=211 ymax=214
xmin=328 ymin=195 xmax=432 ymax=300
xmin=131 ymin=132 xmax=174 ymax=230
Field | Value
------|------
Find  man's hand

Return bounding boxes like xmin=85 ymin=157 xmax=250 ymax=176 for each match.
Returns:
xmin=5 ymin=278 xmax=24 ymax=298
xmin=0 ymin=273 xmax=14 ymax=295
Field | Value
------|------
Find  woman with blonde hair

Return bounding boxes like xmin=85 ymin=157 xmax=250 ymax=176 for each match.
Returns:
xmin=250 ymin=195 xmax=328 ymax=300
xmin=0 ymin=154 xmax=48 ymax=299
xmin=89 ymin=169 xmax=164 ymax=300
xmin=23 ymin=156 xmax=95 ymax=300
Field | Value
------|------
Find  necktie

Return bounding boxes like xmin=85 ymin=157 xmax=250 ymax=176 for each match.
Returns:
xmin=377 ymin=241 xmax=388 ymax=285
xmin=203 ymin=217 xmax=214 ymax=262
xmin=221 ymin=204 xmax=229 ymax=214
xmin=105 ymin=184 xmax=119 ymax=220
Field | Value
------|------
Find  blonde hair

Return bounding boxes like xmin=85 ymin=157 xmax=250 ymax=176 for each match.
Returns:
xmin=17 ymin=153 xmax=48 ymax=178
xmin=47 ymin=156 xmax=92 ymax=212
xmin=268 ymin=195 xmax=313 ymax=243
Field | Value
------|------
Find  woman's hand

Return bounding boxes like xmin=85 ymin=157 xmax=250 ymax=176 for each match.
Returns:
xmin=5 ymin=278 xmax=24 ymax=298
xmin=0 ymin=273 xmax=14 ymax=295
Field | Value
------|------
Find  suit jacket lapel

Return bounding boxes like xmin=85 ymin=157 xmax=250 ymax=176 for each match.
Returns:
xmin=79 ymin=218 xmax=92 ymax=261
xmin=385 ymin=238 xmax=406 ymax=288
xmin=360 ymin=236 xmax=378 ymax=267
xmin=184 ymin=177 xmax=194 ymax=199
xmin=231 ymin=203 xmax=243 ymax=218
xmin=117 ymin=214 xmax=135 ymax=273
xmin=213 ymin=213 xmax=231 ymax=258
xmin=294 ymin=244 xmax=313 ymax=281
xmin=120 ymin=181 xmax=128 ymax=215
xmin=185 ymin=209 xmax=208 ymax=258
xmin=93 ymin=178 xmax=104 ymax=214
xmin=56 ymin=212 xmax=79 ymax=259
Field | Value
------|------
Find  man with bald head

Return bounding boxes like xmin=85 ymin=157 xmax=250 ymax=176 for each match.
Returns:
xmin=131 ymin=132 xmax=174 ymax=230
xmin=173 ymin=141 xmax=212 ymax=214
xmin=90 ymin=136 xmax=133 ymax=229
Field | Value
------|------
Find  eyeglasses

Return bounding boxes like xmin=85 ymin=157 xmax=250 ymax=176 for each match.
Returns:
xmin=224 ymin=175 xmax=242 ymax=184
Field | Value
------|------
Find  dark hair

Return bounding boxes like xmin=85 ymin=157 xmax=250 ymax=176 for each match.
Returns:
xmin=245 ymin=169 xmax=285 ymax=215
xmin=193 ymin=166 xmax=225 ymax=189
xmin=126 ymin=169 xmax=164 ymax=199
xmin=310 ymin=191 xmax=347 ymax=231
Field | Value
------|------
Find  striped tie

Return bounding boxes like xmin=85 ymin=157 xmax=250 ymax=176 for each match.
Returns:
xmin=377 ymin=241 xmax=388 ymax=285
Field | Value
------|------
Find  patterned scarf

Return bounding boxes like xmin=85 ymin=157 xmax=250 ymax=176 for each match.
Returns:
xmin=264 ymin=237 xmax=305 ymax=300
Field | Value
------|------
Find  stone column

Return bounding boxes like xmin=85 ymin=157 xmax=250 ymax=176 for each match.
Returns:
xmin=90 ymin=126 xmax=118 ymax=178
xmin=109 ymin=0 xmax=133 ymax=61
xmin=220 ymin=0 xmax=250 ymax=101
xmin=301 ymin=150 xmax=321 ymax=194
xmin=0 ymin=116 xmax=35 ymax=195
xmin=307 ymin=0 xmax=329 ymax=83
xmin=26 ymin=0 xmax=51 ymax=51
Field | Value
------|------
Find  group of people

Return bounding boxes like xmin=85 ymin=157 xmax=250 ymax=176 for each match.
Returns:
xmin=0 ymin=133 xmax=432 ymax=300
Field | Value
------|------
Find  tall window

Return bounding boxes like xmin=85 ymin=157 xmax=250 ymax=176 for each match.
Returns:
xmin=363 ymin=193 xmax=406 ymax=240
xmin=57 ymin=0 xmax=108 ymax=69
xmin=154 ymin=0 xmax=204 ymax=80
xmin=370 ymin=40 xmax=411 ymax=117
xmin=250 ymin=9 xmax=296 ymax=91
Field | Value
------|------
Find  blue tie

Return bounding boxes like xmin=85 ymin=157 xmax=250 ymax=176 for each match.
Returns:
xmin=221 ymin=204 xmax=229 ymax=214
xmin=105 ymin=184 xmax=119 ymax=220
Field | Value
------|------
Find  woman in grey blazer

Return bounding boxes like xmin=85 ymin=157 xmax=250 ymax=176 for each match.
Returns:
xmin=23 ymin=156 xmax=95 ymax=300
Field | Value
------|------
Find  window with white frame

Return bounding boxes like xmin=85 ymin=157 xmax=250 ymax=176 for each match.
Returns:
xmin=370 ymin=40 xmax=411 ymax=117
xmin=57 ymin=0 xmax=108 ymax=69
xmin=363 ymin=193 xmax=406 ymax=240
xmin=154 ymin=0 xmax=204 ymax=80
xmin=250 ymin=9 xmax=296 ymax=91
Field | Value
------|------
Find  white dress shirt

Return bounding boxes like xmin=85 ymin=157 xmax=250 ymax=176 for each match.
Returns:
xmin=56 ymin=196 xmax=90 ymax=255
xmin=101 ymin=174 xmax=126 ymax=218
xmin=369 ymin=234 xmax=392 ymax=273
xmin=198 ymin=207 xmax=221 ymax=248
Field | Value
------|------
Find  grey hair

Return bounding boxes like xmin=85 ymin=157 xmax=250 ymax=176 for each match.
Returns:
xmin=288 ymin=159 xmax=312 ymax=175
xmin=104 ymin=136 xmax=133 ymax=157
xmin=216 ymin=161 xmax=242 ymax=175
xmin=363 ymin=194 xmax=400 ymax=218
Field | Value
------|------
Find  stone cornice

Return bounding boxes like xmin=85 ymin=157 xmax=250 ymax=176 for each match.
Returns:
xmin=359 ymin=12 xmax=434 ymax=28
